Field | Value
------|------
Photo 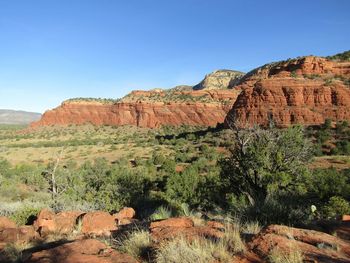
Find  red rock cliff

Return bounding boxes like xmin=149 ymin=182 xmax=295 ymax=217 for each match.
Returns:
xmin=226 ymin=56 xmax=350 ymax=127
xmin=31 ymin=89 xmax=240 ymax=128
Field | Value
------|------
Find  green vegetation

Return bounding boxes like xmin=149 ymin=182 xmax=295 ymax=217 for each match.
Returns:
xmin=121 ymin=89 xmax=233 ymax=104
xmin=65 ymin=97 xmax=119 ymax=104
xmin=327 ymin=50 xmax=350 ymax=62
xmin=0 ymin=120 xmax=349 ymax=227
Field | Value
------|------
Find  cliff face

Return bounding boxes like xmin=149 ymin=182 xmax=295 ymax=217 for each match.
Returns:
xmin=226 ymin=56 xmax=350 ymax=127
xmin=31 ymin=89 xmax=240 ymax=128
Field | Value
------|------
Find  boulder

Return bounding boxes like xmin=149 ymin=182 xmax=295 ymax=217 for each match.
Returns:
xmin=249 ymin=224 xmax=350 ymax=262
xmin=150 ymin=217 xmax=194 ymax=229
xmin=33 ymin=209 xmax=56 ymax=236
xmin=25 ymin=239 xmax=138 ymax=263
xmin=33 ymin=209 xmax=83 ymax=236
xmin=54 ymin=211 xmax=85 ymax=234
xmin=0 ymin=226 xmax=37 ymax=244
xmin=206 ymin=221 xmax=225 ymax=230
xmin=113 ymin=207 xmax=136 ymax=226
xmin=150 ymin=217 xmax=223 ymax=243
xmin=0 ymin=216 xmax=16 ymax=230
xmin=81 ymin=211 xmax=117 ymax=236
xmin=343 ymin=215 xmax=350 ymax=221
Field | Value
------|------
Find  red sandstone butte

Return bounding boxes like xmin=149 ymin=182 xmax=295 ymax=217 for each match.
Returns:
xmin=30 ymin=89 xmax=240 ymax=128
xmin=226 ymin=56 xmax=350 ymax=127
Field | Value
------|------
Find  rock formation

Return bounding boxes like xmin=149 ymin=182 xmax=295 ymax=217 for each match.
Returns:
xmin=31 ymin=51 xmax=350 ymax=129
xmin=226 ymin=55 xmax=350 ymax=127
xmin=31 ymin=89 xmax=241 ymax=128
xmin=192 ymin=69 xmax=244 ymax=90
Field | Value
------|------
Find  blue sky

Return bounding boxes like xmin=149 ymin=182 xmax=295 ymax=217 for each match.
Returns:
xmin=0 ymin=0 xmax=349 ymax=113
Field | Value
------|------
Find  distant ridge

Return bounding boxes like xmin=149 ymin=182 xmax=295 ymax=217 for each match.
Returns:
xmin=0 ymin=109 xmax=41 ymax=125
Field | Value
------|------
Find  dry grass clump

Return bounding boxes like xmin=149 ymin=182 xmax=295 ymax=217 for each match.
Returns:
xmin=241 ymin=221 xmax=262 ymax=235
xmin=1 ymin=242 xmax=31 ymax=262
xmin=117 ymin=229 xmax=152 ymax=259
xmin=155 ymin=222 xmax=247 ymax=263
xmin=268 ymin=247 xmax=304 ymax=263
xmin=155 ymin=236 xmax=231 ymax=263
xmin=221 ymin=223 xmax=246 ymax=254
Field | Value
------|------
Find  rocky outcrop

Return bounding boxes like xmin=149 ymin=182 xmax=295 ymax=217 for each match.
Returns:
xmin=150 ymin=217 xmax=224 ymax=243
xmin=81 ymin=211 xmax=118 ymax=236
xmin=193 ymin=69 xmax=244 ymax=90
xmin=31 ymin=89 xmax=240 ymax=128
xmin=227 ymin=55 xmax=350 ymax=127
xmin=26 ymin=239 xmax=138 ymax=263
xmin=0 ymin=217 xmax=16 ymax=230
xmin=248 ymin=224 xmax=350 ymax=262
xmin=34 ymin=209 xmax=84 ymax=237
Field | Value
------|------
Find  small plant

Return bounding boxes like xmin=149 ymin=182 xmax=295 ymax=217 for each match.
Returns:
xmin=241 ymin=221 xmax=262 ymax=235
xmin=10 ymin=206 xmax=42 ymax=225
xmin=290 ymin=71 xmax=297 ymax=78
xmin=150 ymin=206 xmax=173 ymax=221
xmin=268 ymin=246 xmax=304 ymax=263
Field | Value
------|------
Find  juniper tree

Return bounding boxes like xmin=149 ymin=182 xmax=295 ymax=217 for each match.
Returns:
xmin=220 ymin=123 xmax=312 ymax=207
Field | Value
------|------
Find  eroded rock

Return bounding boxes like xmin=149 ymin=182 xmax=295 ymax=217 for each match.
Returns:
xmin=81 ymin=211 xmax=117 ymax=236
xmin=249 ymin=224 xmax=350 ymax=263
xmin=26 ymin=239 xmax=138 ymax=263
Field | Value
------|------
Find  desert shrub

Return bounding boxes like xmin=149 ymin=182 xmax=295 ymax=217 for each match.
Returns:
xmin=166 ymin=166 xmax=200 ymax=206
xmin=332 ymin=140 xmax=350 ymax=155
xmin=322 ymin=196 xmax=350 ymax=220
xmin=10 ymin=206 xmax=42 ymax=225
xmin=220 ymin=125 xmax=311 ymax=208
xmin=82 ymin=158 xmax=151 ymax=212
xmin=336 ymin=121 xmax=349 ymax=134
xmin=150 ymin=206 xmax=173 ymax=221
xmin=308 ymin=168 xmax=350 ymax=201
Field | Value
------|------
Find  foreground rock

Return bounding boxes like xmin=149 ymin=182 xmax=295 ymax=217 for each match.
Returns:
xmin=81 ymin=211 xmax=118 ymax=236
xmin=34 ymin=209 xmax=84 ymax=236
xmin=0 ymin=225 xmax=38 ymax=244
xmin=26 ymin=239 xmax=138 ymax=263
xmin=113 ymin=207 xmax=136 ymax=226
xmin=150 ymin=217 xmax=223 ymax=243
xmin=249 ymin=224 xmax=350 ymax=262
xmin=0 ymin=217 xmax=16 ymax=230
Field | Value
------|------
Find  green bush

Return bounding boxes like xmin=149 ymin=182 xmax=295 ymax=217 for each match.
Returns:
xmin=10 ymin=206 xmax=42 ymax=225
xmin=322 ymin=196 xmax=350 ymax=220
xmin=308 ymin=168 xmax=350 ymax=201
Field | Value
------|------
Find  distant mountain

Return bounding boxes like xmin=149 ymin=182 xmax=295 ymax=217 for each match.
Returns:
xmin=192 ymin=69 xmax=244 ymax=90
xmin=0 ymin=109 xmax=41 ymax=125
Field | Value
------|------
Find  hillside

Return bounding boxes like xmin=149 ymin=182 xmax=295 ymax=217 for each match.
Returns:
xmin=31 ymin=51 xmax=350 ymax=129
xmin=0 ymin=109 xmax=41 ymax=125
xmin=30 ymin=70 xmax=243 ymax=128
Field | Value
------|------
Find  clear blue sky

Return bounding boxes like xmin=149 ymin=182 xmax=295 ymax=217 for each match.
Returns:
xmin=0 ymin=0 xmax=349 ymax=113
